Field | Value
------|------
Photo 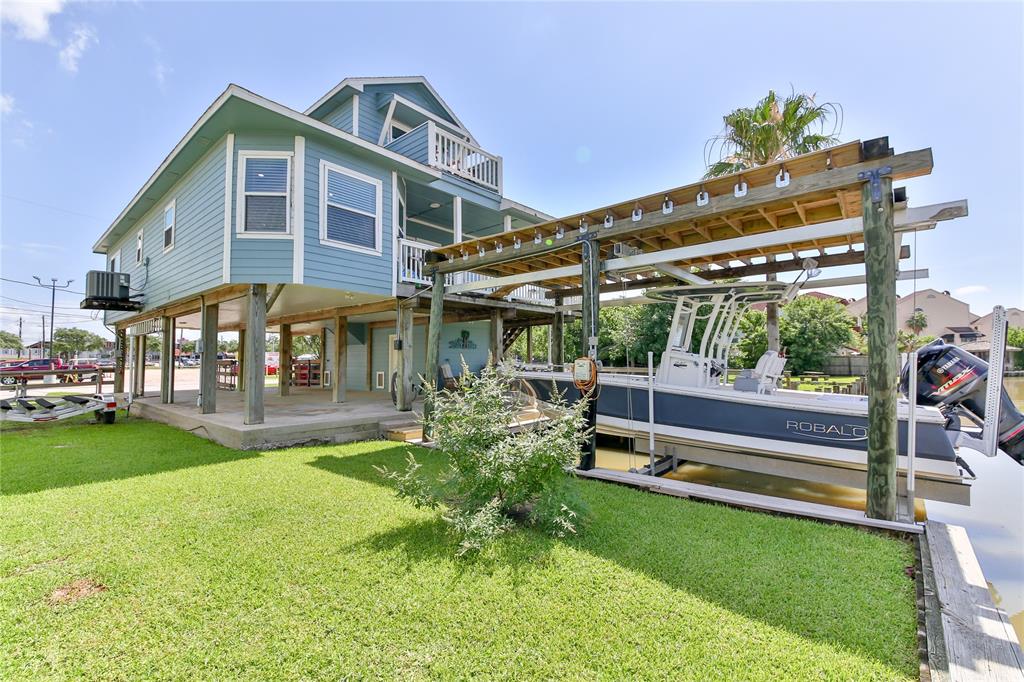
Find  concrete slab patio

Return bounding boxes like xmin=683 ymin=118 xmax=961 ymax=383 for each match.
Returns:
xmin=133 ymin=388 xmax=419 ymax=450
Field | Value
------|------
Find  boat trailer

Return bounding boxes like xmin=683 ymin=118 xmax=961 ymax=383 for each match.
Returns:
xmin=0 ymin=394 xmax=117 ymax=424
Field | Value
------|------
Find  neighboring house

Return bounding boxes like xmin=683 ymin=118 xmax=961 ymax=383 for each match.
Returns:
xmin=845 ymin=288 xmax=982 ymax=343
xmin=90 ymin=76 xmax=555 ymax=415
xmin=972 ymin=307 xmax=1024 ymax=340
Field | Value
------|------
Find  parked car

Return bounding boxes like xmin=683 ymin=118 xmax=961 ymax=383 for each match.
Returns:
xmin=0 ymin=358 xmax=66 ymax=386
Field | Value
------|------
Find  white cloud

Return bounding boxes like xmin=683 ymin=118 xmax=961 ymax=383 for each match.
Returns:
xmin=954 ymin=284 xmax=989 ymax=297
xmin=0 ymin=0 xmax=64 ymax=42
xmin=0 ymin=94 xmax=14 ymax=115
xmin=144 ymin=36 xmax=172 ymax=93
xmin=58 ymin=25 xmax=97 ymax=73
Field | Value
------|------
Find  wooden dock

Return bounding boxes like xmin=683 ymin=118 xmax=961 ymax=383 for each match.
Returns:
xmin=922 ymin=521 xmax=1024 ymax=681
xmin=575 ymin=466 xmax=923 ymax=533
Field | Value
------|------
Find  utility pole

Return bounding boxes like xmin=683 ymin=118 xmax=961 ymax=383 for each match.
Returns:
xmin=33 ymin=276 xmax=73 ymax=359
xmin=18 ymin=317 xmax=23 ymax=341
xmin=41 ymin=316 xmax=46 ymax=359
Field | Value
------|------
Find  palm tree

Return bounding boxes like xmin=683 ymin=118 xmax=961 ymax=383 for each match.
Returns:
xmin=703 ymin=90 xmax=842 ymax=178
xmin=906 ymin=309 xmax=928 ymax=336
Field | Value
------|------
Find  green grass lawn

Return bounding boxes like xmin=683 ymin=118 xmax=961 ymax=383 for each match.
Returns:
xmin=1 ymin=415 xmax=919 ymax=680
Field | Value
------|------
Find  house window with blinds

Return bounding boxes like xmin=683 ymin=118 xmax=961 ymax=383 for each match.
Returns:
xmin=239 ymin=153 xmax=291 ymax=234
xmin=319 ymin=161 xmax=382 ymax=254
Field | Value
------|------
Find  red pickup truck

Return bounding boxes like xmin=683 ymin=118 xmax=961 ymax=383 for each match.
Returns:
xmin=0 ymin=358 xmax=67 ymax=386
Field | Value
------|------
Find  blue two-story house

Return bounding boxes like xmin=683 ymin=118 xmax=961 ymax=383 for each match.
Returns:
xmin=90 ymin=76 xmax=557 ymax=424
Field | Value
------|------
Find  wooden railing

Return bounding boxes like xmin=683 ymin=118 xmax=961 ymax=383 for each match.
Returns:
xmin=428 ymin=122 xmax=502 ymax=193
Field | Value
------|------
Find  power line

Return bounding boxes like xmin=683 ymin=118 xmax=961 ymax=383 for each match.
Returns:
xmin=0 ymin=295 xmax=87 ymax=311
xmin=1 ymin=194 xmax=105 ymax=221
xmin=0 ymin=277 xmax=85 ymax=296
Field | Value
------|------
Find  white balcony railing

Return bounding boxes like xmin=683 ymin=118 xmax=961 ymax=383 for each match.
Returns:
xmin=397 ymin=238 xmax=550 ymax=306
xmin=428 ymin=122 xmax=502 ymax=194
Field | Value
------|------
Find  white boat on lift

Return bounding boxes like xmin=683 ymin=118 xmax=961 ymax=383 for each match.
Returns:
xmin=517 ymin=275 xmax=1017 ymax=506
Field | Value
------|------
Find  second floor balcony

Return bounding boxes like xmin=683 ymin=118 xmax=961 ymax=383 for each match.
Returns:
xmin=387 ymin=121 xmax=502 ymax=194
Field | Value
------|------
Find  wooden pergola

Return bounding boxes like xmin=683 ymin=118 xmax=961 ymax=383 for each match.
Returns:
xmin=420 ymin=137 xmax=968 ymax=522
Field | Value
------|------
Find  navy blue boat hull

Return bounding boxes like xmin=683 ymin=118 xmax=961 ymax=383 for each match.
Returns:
xmin=523 ymin=376 xmax=957 ymax=463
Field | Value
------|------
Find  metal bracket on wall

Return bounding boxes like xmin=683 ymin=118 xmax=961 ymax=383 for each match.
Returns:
xmin=857 ymin=165 xmax=893 ymax=205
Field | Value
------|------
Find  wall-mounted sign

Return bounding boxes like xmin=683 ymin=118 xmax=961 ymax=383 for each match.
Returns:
xmin=448 ymin=330 xmax=477 ymax=350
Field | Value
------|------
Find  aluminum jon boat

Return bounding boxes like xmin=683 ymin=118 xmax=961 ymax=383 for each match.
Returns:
xmin=517 ymin=281 xmax=1024 ymax=506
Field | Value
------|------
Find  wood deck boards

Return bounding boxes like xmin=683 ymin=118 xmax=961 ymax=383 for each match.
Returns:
xmin=923 ymin=521 xmax=1024 ymax=681
xmin=575 ymin=466 xmax=923 ymax=533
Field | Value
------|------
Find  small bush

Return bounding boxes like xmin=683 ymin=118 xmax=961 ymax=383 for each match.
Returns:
xmin=377 ymin=360 xmax=590 ymax=555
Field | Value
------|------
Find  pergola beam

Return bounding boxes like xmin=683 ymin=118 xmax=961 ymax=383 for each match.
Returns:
xmin=426 ymin=147 xmax=934 ymax=276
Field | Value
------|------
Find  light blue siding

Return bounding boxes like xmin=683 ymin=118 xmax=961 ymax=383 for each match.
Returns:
xmin=322 ymin=98 xmax=354 ymax=133
xmin=303 ymin=137 xmax=393 ymax=294
xmin=356 ymin=93 xmax=386 ymax=144
xmin=365 ymin=83 xmax=455 ymax=124
xmin=368 ymin=319 xmax=491 ymax=392
xmin=384 ymin=122 xmax=429 ymax=165
xmin=105 ymin=139 xmax=227 ymax=325
xmin=229 ymin=133 xmax=295 ymax=283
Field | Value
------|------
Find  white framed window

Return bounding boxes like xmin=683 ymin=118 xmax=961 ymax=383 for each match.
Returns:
xmin=319 ymin=160 xmax=382 ymax=255
xmin=237 ymin=152 xmax=292 ymax=236
xmin=136 ymin=230 xmax=144 ymax=265
xmin=163 ymin=199 xmax=176 ymax=252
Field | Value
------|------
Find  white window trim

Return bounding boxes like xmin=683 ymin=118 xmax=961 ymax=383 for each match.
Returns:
xmin=162 ymin=199 xmax=176 ymax=253
xmin=236 ymin=151 xmax=294 ymax=239
xmin=109 ymin=251 xmax=119 ymax=273
xmin=318 ymin=160 xmax=383 ymax=256
xmin=136 ymin=229 xmax=144 ymax=265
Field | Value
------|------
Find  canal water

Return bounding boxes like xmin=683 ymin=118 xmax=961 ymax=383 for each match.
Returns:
xmin=594 ymin=376 xmax=1024 ymax=640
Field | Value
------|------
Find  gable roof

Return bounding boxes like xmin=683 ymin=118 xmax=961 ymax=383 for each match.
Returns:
xmin=92 ymin=84 xmax=443 ymax=253
xmin=305 ymin=76 xmax=474 ymax=140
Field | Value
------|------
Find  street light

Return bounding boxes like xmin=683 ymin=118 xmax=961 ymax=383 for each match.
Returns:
xmin=33 ymin=276 xmax=74 ymax=359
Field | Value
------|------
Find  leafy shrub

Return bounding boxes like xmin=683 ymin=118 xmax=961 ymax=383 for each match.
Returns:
xmin=377 ymin=360 xmax=590 ymax=555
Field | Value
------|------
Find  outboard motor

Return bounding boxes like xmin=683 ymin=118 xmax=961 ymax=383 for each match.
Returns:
xmin=901 ymin=339 xmax=1024 ymax=464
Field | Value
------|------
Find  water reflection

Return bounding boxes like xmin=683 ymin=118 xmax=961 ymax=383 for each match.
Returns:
xmin=595 ymin=377 xmax=1024 ymax=640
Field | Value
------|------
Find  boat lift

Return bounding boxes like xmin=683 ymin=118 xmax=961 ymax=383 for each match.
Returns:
xmin=0 ymin=394 xmax=117 ymax=424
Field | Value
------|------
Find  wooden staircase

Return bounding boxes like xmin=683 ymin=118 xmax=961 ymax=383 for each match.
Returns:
xmin=381 ymin=404 xmax=551 ymax=445
xmin=503 ymin=326 xmax=525 ymax=350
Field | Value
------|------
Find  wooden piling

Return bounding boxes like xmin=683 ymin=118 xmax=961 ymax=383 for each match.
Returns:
xmin=332 ymin=315 xmax=347 ymax=403
xmin=396 ymin=302 xmax=414 ymax=411
xmin=863 ymin=173 xmax=898 ymax=520
xmin=160 ymin=315 xmax=173 ymax=404
xmin=490 ymin=309 xmax=504 ymax=362
xmin=113 ymin=327 xmax=126 ymax=394
xmin=579 ymin=238 xmax=601 ymax=471
xmin=199 ymin=302 xmax=218 ymax=414
xmin=279 ymin=323 xmax=292 ymax=397
xmin=244 ymin=284 xmax=266 ymax=425
xmin=551 ymin=299 xmax=564 ymax=368
xmin=423 ymin=270 xmax=445 ymax=436
xmin=237 ymin=328 xmax=246 ymax=393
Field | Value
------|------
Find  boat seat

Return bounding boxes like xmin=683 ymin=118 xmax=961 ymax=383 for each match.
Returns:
xmin=734 ymin=351 xmax=787 ymax=394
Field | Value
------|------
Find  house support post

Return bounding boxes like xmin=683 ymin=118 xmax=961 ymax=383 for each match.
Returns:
xmin=550 ymin=299 xmax=564 ymax=368
xmin=490 ymin=310 xmax=504 ymax=363
xmin=423 ymin=269 xmax=445 ymax=438
xmin=237 ymin=328 xmax=246 ymax=392
xmin=525 ymin=325 xmax=533 ymax=363
xmin=160 ymin=316 xmax=174 ymax=404
xmin=579 ymin=238 xmax=601 ymax=471
xmin=863 ymin=169 xmax=898 ymax=520
xmin=396 ymin=301 xmax=414 ymax=411
xmin=766 ymin=256 xmax=781 ymax=353
xmin=244 ymin=284 xmax=266 ymax=424
xmin=319 ymin=326 xmax=327 ymax=388
xmin=279 ymin=323 xmax=292 ymax=397
xmin=332 ymin=315 xmax=347 ymax=403
xmin=113 ymin=328 xmax=126 ymax=394
xmin=134 ymin=334 xmax=147 ymax=398
xmin=199 ymin=302 xmax=219 ymax=415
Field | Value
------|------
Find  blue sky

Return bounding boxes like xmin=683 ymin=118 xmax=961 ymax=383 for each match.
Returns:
xmin=2 ymin=1 xmax=1021 ymax=342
